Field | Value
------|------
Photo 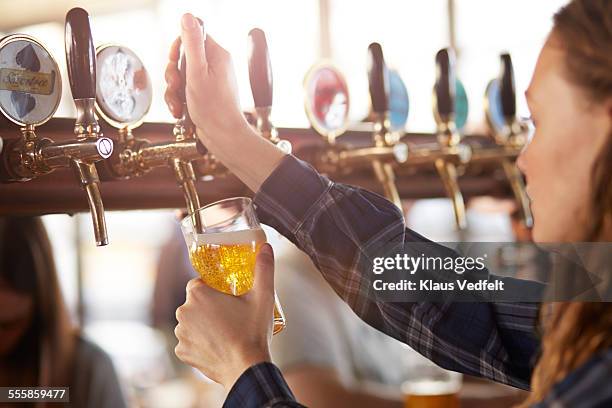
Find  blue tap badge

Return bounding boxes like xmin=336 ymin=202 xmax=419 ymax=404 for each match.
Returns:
xmin=388 ymin=70 xmax=409 ymax=132
xmin=455 ymin=79 xmax=468 ymax=132
xmin=485 ymin=78 xmax=505 ymax=132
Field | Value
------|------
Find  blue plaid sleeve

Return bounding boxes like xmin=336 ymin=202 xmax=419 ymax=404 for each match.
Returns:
xmin=224 ymin=362 xmax=303 ymax=407
xmin=253 ymin=155 xmax=541 ymax=390
xmin=533 ymin=350 xmax=612 ymax=407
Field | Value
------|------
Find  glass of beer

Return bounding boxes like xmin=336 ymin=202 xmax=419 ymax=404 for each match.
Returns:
xmin=402 ymin=352 xmax=462 ymax=408
xmin=180 ymin=197 xmax=286 ymax=335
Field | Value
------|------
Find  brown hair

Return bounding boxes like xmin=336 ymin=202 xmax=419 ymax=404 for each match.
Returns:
xmin=522 ymin=0 xmax=612 ymax=405
xmin=0 ymin=217 xmax=76 ymax=388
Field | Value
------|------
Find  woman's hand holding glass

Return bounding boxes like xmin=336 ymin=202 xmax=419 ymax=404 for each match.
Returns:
xmin=174 ymin=243 xmax=276 ymax=390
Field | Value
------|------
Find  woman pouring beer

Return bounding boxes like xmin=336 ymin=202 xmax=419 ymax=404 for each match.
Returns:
xmin=168 ymin=0 xmax=612 ymax=406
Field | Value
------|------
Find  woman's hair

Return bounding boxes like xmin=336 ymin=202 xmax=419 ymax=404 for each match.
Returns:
xmin=522 ymin=0 xmax=612 ymax=405
xmin=0 ymin=217 xmax=76 ymax=387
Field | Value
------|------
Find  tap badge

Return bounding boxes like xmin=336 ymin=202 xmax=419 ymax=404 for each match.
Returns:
xmin=95 ymin=45 xmax=152 ymax=129
xmin=0 ymin=35 xmax=61 ymax=126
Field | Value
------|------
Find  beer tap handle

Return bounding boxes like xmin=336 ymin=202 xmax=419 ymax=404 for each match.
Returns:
xmin=248 ymin=28 xmax=273 ymax=109
xmin=499 ymin=53 xmax=516 ymax=122
xmin=65 ymin=7 xmax=96 ymax=101
xmin=65 ymin=7 xmax=99 ymax=135
xmin=247 ymin=28 xmax=291 ymax=152
xmin=434 ymin=48 xmax=456 ymax=124
xmin=367 ymin=42 xmax=389 ymax=115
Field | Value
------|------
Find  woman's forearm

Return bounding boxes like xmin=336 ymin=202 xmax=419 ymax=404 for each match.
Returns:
xmin=196 ymin=123 xmax=286 ymax=193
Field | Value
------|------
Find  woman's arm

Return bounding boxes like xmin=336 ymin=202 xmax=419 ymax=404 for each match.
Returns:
xmin=253 ymin=154 xmax=541 ymax=390
xmin=172 ymin=13 xmax=541 ymax=391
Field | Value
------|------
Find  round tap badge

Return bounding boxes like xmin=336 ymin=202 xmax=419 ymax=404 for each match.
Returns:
xmin=388 ymin=69 xmax=409 ymax=132
xmin=0 ymin=35 xmax=62 ymax=126
xmin=304 ymin=63 xmax=350 ymax=142
xmin=485 ymin=78 xmax=505 ymax=133
xmin=95 ymin=45 xmax=152 ymax=128
xmin=455 ymin=79 xmax=468 ymax=132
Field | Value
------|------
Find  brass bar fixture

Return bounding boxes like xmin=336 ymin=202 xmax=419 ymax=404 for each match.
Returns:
xmin=95 ymin=41 xmax=218 ymax=233
xmin=477 ymin=53 xmax=533 ymax=227
xmin=2 ymin=8 xmax=114 ymax=246
xmin=430 ymin=48 xmax=469 ymax=230
xmin=302 ymin=55 xmax=408 ymax=202
xmin=366 ymin=43 xmax=403 ymax=209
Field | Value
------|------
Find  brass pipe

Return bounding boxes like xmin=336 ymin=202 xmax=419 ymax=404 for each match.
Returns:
xmin=71 ymin=161 xmax=108 ymax=246
xmin=469 ymin=145 xmax=520 ymax=163
xmin=435 ymin=158 xmax=467 ymax=230
xmin=139 ymin=141 xmax=200 ymax=168
xmin=40 ymin=138 xmax=109 ymax=168
xmin=372 ymin=160 xmax=401 ymax=208
xmin=337 ymin=146 xmax=402 ymax=166
xmin=501 ymin=158 xmax=533 ymax=228
xmin=172 ymin=158 xmax=203 ymax=233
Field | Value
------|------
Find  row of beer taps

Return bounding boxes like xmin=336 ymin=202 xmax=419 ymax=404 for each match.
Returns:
xmin=305 ymin=44 xmax=531 ymax=232
xmin=0 ymin=7 xmax=531 ymax=247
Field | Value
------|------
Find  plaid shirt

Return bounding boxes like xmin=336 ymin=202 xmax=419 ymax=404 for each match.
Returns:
xmin=224 ymin=155 xmax=612 ymax=408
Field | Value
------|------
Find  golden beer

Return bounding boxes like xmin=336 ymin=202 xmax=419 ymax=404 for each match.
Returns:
xmin=402 ymin=380 xmax=460 ymax=408
xmin=189 ymin=228 xmax=265 ymax=296
xmin=188 ymin=227 xmax=285 ymax=334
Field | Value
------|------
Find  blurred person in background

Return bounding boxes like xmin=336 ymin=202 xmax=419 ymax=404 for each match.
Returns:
xmin=0 ymin=217 xmax=127 ymax=408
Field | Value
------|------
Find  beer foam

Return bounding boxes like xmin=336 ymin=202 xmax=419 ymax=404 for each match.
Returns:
xmin=402 ymin=379 xmax=461 ymax=396
xmin=194 ymin=228 xmax=266 ymax=246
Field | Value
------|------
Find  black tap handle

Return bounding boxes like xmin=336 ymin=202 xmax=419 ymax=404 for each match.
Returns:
xmin=367 ymin=42 xmax=389 ymax=114
xmin=434 ymin=48 xmax=456 ymax=119
xmin=248 ymin=28 xmax=273 ymax=108
xmin=65 ymin=8 xmax=96 ymax=100
xmin=499 ymin=53 xmax=516 ymax=119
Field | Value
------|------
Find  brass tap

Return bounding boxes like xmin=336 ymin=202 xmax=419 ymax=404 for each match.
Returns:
xmin=302 ymin=61 xmax=408 ymax=197
xmin=479 ymin=53 xmax=532 ymax=228
xmin=366 ymin=43 xmax=402 ymax=209
xmin=94 ymin=43 xmax=216 ymax=234
xmin=64 ymin=8 xmax=113 ymax=246
xmin=1 ymin=12 xmax=112 ymax=246
xmin=430 ymin=48 xmax=469 ymax=230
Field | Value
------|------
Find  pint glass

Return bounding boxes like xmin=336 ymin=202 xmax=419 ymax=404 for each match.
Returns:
xmin=402 ymin=352 xmax=462 ymax=408
xmin=180 ymin=197 xmax=286 ymax=334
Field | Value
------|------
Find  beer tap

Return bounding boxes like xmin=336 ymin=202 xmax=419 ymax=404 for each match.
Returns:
xmin=96 ymin=42 xmax=211 ymax=232
xmin=430 ymin=48 xmax=469 ymax=230
xmin=366 ymin=43 xmax=403 ymax=208
xmin=303 ymin=54 xmax=408 ymax=206
xmin=480 ymin=53 xmax=532 ymax=227
xmin=247 ymin=28 xmax=291 ymax=154
xmin=1 ymin=8 xmax=114 ymax=246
